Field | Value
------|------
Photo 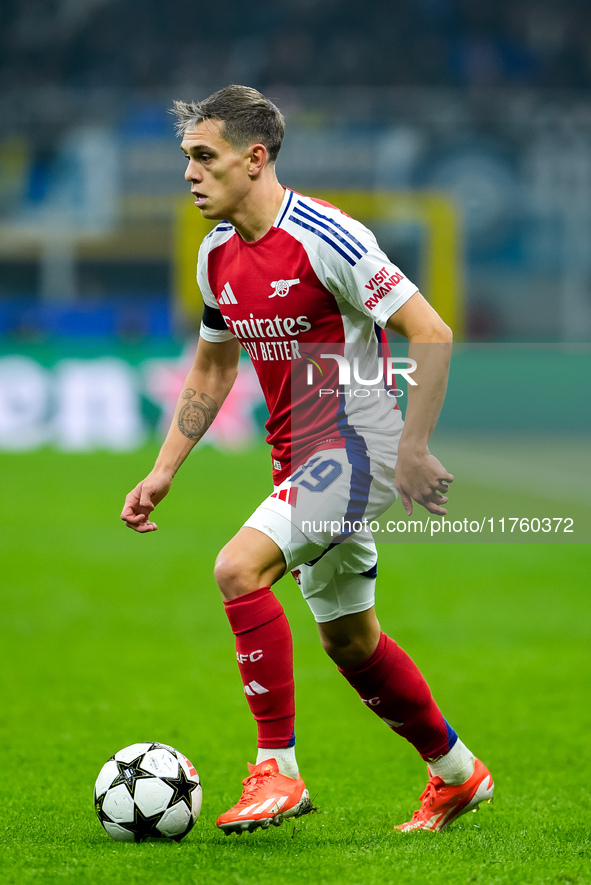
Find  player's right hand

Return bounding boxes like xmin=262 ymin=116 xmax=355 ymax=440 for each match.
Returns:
xmin=120 ymin=473 xmax=173 ymax=533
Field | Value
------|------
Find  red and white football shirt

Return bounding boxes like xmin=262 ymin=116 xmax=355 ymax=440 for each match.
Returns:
xmin=198 ymin=189 xmax=418 ymax=483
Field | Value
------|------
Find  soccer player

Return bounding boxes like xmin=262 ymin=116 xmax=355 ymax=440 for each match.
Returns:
xmin=121 ymin=85 xmax=494 ymax=835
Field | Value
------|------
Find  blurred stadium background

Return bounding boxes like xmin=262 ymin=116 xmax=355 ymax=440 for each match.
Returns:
xmin=0 ymin=0 xmax=589 ymax=474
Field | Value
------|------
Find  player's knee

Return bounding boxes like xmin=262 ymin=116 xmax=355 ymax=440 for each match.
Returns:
xmin=319 ymin=630 xmax=377 ymax=669
xmin=318 ymin=607 xmax=381 ymax=668
xmin=214 ymin=528 xmax=286 ymax=601
xmin=214 ymin=550 xmax=248 ymax=600
xmin=214 ymin=546 xmax=270 ymax=601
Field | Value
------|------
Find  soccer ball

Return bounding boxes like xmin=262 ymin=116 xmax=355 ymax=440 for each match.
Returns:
xmin=94 ymin=742 xmax=202 ymax=842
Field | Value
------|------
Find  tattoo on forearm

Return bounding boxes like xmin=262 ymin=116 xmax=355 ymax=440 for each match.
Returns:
xmin=178 ymin=390 xmax=219 ymax=441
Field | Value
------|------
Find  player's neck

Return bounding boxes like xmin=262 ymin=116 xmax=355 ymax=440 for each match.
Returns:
xmin=230 ymin=177 xmax=285 ymax=243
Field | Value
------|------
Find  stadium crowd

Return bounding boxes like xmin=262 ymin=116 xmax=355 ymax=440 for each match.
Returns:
xmin=1 ymin=0 xmax=591 ymax=94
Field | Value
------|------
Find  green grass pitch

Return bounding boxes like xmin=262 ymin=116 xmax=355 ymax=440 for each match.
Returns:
xmin=0 ymin=444 xmax=589 ymax=884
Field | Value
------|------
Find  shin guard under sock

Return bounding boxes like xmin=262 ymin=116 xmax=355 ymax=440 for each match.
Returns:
xmin=339 ymin=631 xmax=456 ymax=760
xmin=224 ymin=587 xmax=295 ymax=749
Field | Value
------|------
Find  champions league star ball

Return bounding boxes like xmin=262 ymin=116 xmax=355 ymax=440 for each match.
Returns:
xmin=94 ymin=742 xmax=202 ymax=842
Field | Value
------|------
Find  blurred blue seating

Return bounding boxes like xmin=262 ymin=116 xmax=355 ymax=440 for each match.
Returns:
xmin=0 ymin=297 xmax=174 ymax=339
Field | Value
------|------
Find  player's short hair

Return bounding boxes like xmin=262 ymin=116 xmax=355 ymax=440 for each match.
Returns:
xmin=171 ymin=85 xmax=285 ymax=164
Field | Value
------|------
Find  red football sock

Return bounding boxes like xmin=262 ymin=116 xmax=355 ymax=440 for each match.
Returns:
xmin=339 ymin=632 xmax=453 ymax=760
xmin=224 ymin=587 xmax=295 ymax=749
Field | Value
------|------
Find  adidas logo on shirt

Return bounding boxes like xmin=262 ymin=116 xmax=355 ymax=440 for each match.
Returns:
xmin=219 ymin=282 xmax=238 ymax=304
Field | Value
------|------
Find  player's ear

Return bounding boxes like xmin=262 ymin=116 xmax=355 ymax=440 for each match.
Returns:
xmin=247 ymin=143 xmax=268 ymax=177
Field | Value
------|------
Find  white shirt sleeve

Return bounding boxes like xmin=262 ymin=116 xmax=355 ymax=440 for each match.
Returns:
xmin=323 ymin=215 xmax=419 ymax=328
xmin=197 ymin=237 xmax=235 ymax=342
xmin=285 ymin=199 xmax=419 ymax=328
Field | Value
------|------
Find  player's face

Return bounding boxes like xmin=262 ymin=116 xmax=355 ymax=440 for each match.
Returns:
xmin=181 ymin=119 xmax=253 ymax=222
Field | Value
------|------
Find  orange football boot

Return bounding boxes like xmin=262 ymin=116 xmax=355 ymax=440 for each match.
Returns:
xmin=394 ymin=758 xmax=494 ymax=832
xmin=216 ymin=758 xmax=313 ymax=835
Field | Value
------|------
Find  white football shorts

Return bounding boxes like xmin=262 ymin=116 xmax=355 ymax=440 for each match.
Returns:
xmin=244 ymin=442 xmax=399 ymax=623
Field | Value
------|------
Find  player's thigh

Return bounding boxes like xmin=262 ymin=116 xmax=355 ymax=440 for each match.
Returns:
xmin=244 ymin=448 xmax=395 ymax=570
xmin=291 ymin=533 xmax=379 ymax=623
xmin=242 ymin=448 xmax=395 ymax=618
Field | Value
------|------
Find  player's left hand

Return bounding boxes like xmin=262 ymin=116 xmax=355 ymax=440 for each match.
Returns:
xmin=120 ymin=471 xmax=173 ymax=533
xmin=395 ymin=450 xmax=453 ymax=516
